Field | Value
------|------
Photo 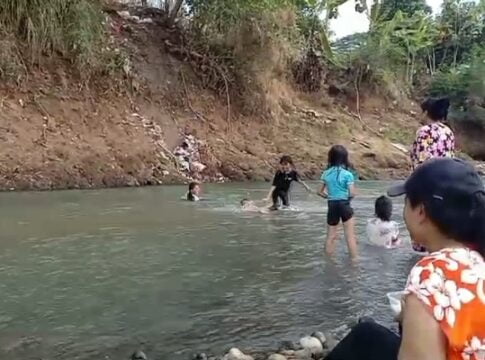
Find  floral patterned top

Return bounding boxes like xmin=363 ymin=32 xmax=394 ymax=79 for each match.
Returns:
xmin=411 ymin=122 xmax=455 ymax=168
xmin=405 ymin=248 xmax=485 ymax=360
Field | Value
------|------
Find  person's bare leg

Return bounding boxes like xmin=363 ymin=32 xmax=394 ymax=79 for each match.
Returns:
xmin=343 ymin=217 xmax=358 ymax=259
xmin=325 ymin=225 xmax=339 ymax=256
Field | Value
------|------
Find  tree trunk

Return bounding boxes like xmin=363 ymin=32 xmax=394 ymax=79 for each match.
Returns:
xmin=410 ymin=53 xmax=415 ymax=85
xmin=168 ymin=0 xmax=184 ymax=26
xmin=453 ymin=45 xmax=459 ymax=69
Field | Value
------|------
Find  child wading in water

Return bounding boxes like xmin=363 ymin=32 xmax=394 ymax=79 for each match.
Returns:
xmin=366 ymin=196 xmax=401 ymax=248
xmin=319 ymin=145 xmax=358 ymax=258
xmin=266 ymin=155 xmax=312 ymax=210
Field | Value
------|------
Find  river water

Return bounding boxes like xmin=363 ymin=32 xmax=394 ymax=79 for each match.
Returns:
xmin=0 ymin=182 xmax=419 ymax=359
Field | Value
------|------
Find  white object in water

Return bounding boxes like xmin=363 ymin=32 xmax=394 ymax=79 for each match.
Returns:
xmin=281 ymin=206 xmax=301 ymax=212
xmin=387 ymin=291 xmax=406 ymax=317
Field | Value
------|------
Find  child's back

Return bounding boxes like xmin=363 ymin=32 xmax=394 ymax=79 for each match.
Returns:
xmin=321 ymin=166 xmax=354 ymax=200
xmin=366 ymin=217 xmax=400 ymax=248
xmin=320 ymin=145 xmax=358 ymax=259
xmin=367 ymin=196 xmax=400 ymax=248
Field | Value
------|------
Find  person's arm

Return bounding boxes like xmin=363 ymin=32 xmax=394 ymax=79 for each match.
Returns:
xmin=265 ymin=186 xmax=276 ymax=201
xmin=398 ymin=294 xmax=447 ymax=360
xmin=294 ymin=171 xmax=311 ymax=193
xmin=348 ymin=183 xmax=356 ymax=199
xmin=450 ymin=130 xmax=456 ymax=158
xmin=347 ymin=171 xmax=356 ymax=199
xmin=391 ymin=222 xmax=400 ymax=243
xmin=265 ymin=171 xmax=278 ymax=201
xmin=299 ymin=180 xmax=312 ymax=193
xmin=318 ymin=183 xmax=328 ymax=198
xmin=412 ymin=126 xmax=432 ymax=166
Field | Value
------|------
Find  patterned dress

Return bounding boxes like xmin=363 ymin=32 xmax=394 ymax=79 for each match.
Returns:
xmin=410 ymin=122 xmax=455 ymax=253
xmin=411 ymin=122 xmax=455 ymax=168
xmin=405 ymin=248 xmax=485 ymax=360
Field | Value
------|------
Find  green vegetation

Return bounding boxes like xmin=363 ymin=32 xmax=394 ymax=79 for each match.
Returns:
xmin=331 ymin=0 xmax=485 ymax=129
xmin=0 ymin=0 xmax=121 ymax=82
xmin=1 ymin=0 xmax=484 ymax=128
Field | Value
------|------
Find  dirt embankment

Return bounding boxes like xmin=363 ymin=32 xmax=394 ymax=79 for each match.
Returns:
xmin=0 ymin=7 xmax=418 ymax=191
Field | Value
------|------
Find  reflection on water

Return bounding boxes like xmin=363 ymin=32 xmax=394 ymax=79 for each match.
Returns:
xmin=0 ymin=182 xmax=419 ymax=359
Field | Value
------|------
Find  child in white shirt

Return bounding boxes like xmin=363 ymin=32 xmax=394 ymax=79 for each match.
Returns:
xmin=366 ymin=196 xmax=401 ymax=248
xmin=240 ymin=199 xmax=270 ymax=214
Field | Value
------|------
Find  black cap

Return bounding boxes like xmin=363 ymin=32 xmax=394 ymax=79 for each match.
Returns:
xmin=387 ymin=158 xmax=484 ymax=200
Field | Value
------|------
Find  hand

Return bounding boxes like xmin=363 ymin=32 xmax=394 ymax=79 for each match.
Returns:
xmin=316 ymin=191 xmax=327 ymax=198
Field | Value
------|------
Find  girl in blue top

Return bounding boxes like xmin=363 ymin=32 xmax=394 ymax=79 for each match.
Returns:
xmin=319 ymin=145 xmax=358 ymax=259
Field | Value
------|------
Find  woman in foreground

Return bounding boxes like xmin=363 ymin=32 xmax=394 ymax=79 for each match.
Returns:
xmin=325 ymin=158 xmax=485 ymax=360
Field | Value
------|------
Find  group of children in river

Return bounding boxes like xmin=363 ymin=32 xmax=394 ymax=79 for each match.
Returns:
xmin=185 ymin=144 xmax=412 ymax=258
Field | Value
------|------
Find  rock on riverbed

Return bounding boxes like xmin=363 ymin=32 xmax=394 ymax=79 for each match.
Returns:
xmin=185 ymin=328 xmax=341 ymax=360
xmin=223 ymin=348 xmax=255 ymax=360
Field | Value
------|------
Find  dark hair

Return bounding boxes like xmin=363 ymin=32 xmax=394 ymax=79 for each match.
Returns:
xmin=421 ymin=97 xmax=450 ymax=121
xmin=408 ymin=188 xmax=485 ymax=256
xmin=375 ymin=196 xmax=393 ymax=222
xmin=187 ymin=182 xmax=199 ymax=201
xmin=280 ymin=155 xmax=294 ymax=166
xmin=240 ymin=198 xmax=249 ymax=206
xmin=327 ymin=145 xmax=350 ymax=169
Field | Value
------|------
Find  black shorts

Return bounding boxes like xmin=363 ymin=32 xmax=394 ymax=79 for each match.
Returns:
xmin=271 ymin=189 xmax=289 ymax=208
xmin=327 ymin=200 xmax=353 ymax=226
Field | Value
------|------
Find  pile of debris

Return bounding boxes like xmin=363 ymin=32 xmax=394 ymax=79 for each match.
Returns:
xmin=173 ymin=134 xmax=207 ymax=177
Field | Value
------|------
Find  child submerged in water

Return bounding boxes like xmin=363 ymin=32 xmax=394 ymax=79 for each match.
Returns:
xmin=265 ymin=155 xmax=312 ymax=210
xmin=240 ymin=199 xmax=270 ymax=214
xmin=319 ymin=145 xmax=358 ymax=258
xmin=186 ymin=182 xmax=201 ymax=201
xmin=366 ymin=196 xmax=401 ymax=248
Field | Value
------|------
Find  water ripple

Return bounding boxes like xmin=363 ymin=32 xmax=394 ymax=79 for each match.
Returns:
xmin=0 ymin=182 xmax=415 ymax=359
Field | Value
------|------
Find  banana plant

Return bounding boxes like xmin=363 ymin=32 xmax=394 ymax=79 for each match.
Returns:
xmin=297 ymin=0 xmax=349 ymax=58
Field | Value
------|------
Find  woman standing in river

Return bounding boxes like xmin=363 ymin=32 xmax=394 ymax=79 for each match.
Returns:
xmin=411 ymin=97 xmax=455 ymax=169
xmin=410 ymin=97 xmax=455 ymax=253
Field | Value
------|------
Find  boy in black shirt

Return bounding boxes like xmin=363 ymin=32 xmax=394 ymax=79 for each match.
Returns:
xmin=265 ymin=155 xmax=312 ymax=210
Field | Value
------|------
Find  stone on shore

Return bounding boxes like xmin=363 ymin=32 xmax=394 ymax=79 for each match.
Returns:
xmin=267 ymin=354 xmax=287 ymax=360
xmin=278 ymin=340 xmax=301 ymax=352
xmin=223 ymin=348 xmax=254 ymax=360
xmin=193 ymin=353 xmax=208 ymax=360
xmin=131 ymin=350 xmax=147 ymax=360
xmin=294 ymin=348 xmax=313 ymax=359
xmin=311 ymin=331 xmax=326 ymax=347
xmin=299 ymin=336 xmax=323 ymax=355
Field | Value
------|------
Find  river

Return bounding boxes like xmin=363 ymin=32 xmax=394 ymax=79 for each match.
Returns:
xmin=0 ymin=182 xmax=419 ymax=359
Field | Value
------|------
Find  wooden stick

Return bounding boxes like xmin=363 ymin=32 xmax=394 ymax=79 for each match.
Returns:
xmin=180 ymin=70 xmax=206 ymax=122
xmin=350 ymin=79 xmax=382 ymax=138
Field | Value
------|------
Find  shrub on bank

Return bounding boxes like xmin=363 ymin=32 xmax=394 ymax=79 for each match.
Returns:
xmin=0 ymin=0 xmax=123 ymax=83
